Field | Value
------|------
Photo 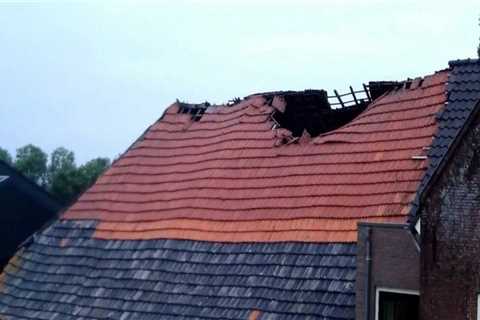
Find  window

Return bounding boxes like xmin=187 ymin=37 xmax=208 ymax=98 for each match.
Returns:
xmin=376 ymin=288 xmax=419 ymax=320
xmin=477 ymin=294 xmax=480 ymax=320
xmin=415 ymin=218 xmax=421 ymax=235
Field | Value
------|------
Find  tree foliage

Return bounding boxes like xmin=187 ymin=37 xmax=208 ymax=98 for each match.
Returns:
xmin=48 ymin=147 xmax=81 ymax=204
xmin=0 ymin=147 xmax=12 ymax=165
xmin=1 ymin=144 xmax=110 ymax=205
xmin=78 ymin=158 xmax=111 ymax=188
xmin=15 ymin=144 xmax=48 ymax=186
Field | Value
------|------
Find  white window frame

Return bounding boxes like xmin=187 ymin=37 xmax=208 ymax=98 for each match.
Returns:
xmin=415 ymin=218 xmax=421 ymax=235
xmin=375 ymin=287 xmax=420 ymax=320
xmin=477 ymin=294 xmax=480 ymax=320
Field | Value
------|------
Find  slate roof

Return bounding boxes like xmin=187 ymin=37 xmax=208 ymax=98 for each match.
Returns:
xmin=1 ymin=220 xmax=356 ymax=319
xmin=410 ymin=59 xmax=480 ymax=222
xmin=0 ymin=68 xmax=455 ymax=319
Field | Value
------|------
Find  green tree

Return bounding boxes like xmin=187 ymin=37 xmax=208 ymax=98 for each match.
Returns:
xmin=47 ymin=148 xmax=110 ymax=204
xmin=0 ymin=147 xmax=12 ymax=165
xmin=8 ymin=144 xmax=109 ymax=204
xmin=15 ymin=144 xmax=48 ymax=185
xmin=78 ymin=157 xmax=110 ymax=188
xmin=47 ymin=147 xmax=80 ymax=204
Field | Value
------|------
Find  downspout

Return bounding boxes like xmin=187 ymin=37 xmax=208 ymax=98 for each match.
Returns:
xmin=364 ymin=227 xmax=372 ymax=320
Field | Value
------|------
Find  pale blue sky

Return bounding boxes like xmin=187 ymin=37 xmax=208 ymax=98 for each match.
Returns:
xmin=0 ymin=0 xmax=478 ymax=164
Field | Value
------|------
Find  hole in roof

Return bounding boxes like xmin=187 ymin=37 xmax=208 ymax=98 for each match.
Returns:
xmin=176 ymin=101 xmax=210 ymax=121
xmin=368 ymin=81 xmax=402 ymax=100
xmin=174 ymin=82 xmax=402 ymax=134
xmin=269 ymin=89 xmax=368 ymax=138
xmin=268 ymin=82 xmax=402 ymax=141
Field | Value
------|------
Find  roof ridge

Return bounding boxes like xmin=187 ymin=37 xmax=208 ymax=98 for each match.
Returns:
xmin=245 ymin=89 xmax=326 ymax=98
xmin=449 ymin=58 xmax=480 ymax=66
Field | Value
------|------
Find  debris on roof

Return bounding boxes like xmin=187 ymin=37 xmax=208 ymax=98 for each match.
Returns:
xmin=248 ymin=309 xmax=261 ymax=320
xmin=177 ymin=101 xmax=211 ymax=121
xmin=368 ymin=81 xmax=402 ymax=101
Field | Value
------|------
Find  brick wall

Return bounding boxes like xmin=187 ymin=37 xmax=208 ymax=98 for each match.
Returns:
xmin=421 ymin=112 xmax=480 ymax=320
xmin=356 ymin=223 xmax=420 ymax=320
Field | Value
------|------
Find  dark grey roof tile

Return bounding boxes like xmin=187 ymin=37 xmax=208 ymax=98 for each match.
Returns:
xmin=0 ymin=220 xmax=356 ymax=319
xmin=410 ymin=59 xmax=480 ymax=223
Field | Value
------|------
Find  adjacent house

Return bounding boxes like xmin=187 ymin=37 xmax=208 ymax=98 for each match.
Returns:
xmin=0 ymin=59 xmax=479 ymax=320
xmin=357 ymin=58 xmax=480 ymax=320
xmin=415 ymin=60 xmax=480 ymax=320
xmin=0 ymin=160 xmax=62 ymax=271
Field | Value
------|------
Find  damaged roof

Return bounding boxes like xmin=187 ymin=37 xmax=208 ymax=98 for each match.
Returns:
xmin=0 ymin=62 xmax=469 ymax=319
xmin=64 ymin=71 xmax=447 ymax=243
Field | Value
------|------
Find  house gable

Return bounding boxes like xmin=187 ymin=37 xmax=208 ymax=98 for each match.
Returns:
xmin=0 ymin=160 xmax=62 ymax=271
xmin=419 ymin=59 xmax=480 ymax=320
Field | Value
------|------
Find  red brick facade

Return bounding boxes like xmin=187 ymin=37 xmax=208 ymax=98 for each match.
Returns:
xmin=356 ymin=223 xmax=420 ymax=320
xmin=420 ymin=110 xmax=480 ymax=320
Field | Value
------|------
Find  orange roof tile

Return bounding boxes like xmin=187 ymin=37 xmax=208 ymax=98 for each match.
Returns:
xmin=64 ymin=71 xmax=448 ymax=242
